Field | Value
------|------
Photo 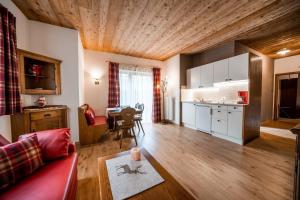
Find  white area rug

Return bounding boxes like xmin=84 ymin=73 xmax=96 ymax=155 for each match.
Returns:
xmin=106 ymin=154 xmax=164 ymax=200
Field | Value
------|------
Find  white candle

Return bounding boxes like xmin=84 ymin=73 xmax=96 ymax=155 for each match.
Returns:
xmin=130 ymin=147 xmax=141 ymax=161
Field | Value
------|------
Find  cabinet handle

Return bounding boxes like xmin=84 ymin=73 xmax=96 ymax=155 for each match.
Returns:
xmin=234 ymin=107 xmax=237 ymax=109
xmin=218 ymin=111 xmax=221 ymax=113
xmin=228 ymin=112 xmax=231 ymax=114
xmin=44 ymin=113 xmax=51 ymax=117
xmin=217 ymin=120 xmax=220 ymax=122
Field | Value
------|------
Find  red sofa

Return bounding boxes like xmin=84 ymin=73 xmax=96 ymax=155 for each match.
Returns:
xmin=0 ymin=131 xmax=78 ymax=200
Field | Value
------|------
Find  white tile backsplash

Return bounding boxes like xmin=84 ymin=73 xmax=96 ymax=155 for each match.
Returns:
xmin=181 ymin=82 xmax=248 ymax=103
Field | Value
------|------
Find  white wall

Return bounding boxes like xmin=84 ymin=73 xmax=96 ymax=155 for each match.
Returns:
xmin=0 ymin=1 xmax=83 ymax=142
xmin=164 ymin=55 xmax=180 ymax=124
xmin=78 ymin=35 xmax=85 ymax=105
xmin=84 ymin=50 xmax=165 ymax=116
xmin=28 ymin=21 xmax=82 ymax=141
xmin=274 ymin=54 xmax=300 ymax=74
xmin=0 ymin=0 xmax=30 ymax=141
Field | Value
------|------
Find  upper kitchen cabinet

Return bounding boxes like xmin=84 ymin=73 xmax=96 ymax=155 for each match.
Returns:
xmin=228 ymin=53 xmax=249 ymax=81
xmin=190 ymin=66 xmax=201 ymax=88
xmin=200 ymin=63 xmax=213 ymax=87
xmin=18 ymin=49 xmax=62 ymax=95
xmin=213 ymin=58 xmax=228 ymax=83
xmin=188 ymin=64 xmax=213 ymax=89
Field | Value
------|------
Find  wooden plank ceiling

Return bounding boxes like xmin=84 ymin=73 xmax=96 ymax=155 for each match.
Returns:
xmin=12 ymin=0 xmax=300 ymax=60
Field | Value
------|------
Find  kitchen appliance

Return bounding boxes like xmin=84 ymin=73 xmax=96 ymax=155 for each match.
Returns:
xmin=195 ymin=104 xmax=212 ymax=133
xmin=238 ymin=91 xmax=248 ymax=104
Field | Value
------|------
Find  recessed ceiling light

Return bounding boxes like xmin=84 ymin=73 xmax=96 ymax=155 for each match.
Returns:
xmin=276 ymin=48 xmax=291 ymax=56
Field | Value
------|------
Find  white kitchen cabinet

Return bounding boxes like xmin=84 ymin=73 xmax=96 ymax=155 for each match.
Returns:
xmin=228 ymin=110 xmax=243 ymax=139
xmin=212 ymin=119 xmax=227 ymax=136
xmin=213 ymin=58 xmax=228 ymax=83
xmin=190 ymin=67 xmax=201 ymax=88
xmin=186 ymin=69 xmax=191 ymax=88
xmin=228 ymin=53 xmax=249 ymax=81
xmin=195 ymin=105 xmax=211 ymax=133
xmin=182 ymin=102 xmax=196 ymax=128
xmin=200 ymin=63 xmax=214 ymax=87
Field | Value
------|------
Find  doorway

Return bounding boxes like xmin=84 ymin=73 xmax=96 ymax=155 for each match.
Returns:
xmin=274 ymin=72 xmax=300 ymax=121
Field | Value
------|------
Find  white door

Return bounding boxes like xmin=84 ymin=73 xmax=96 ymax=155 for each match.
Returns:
xmin=190 ymin=67 xmax=201 ymax=88
xmin=195 ymin=105 xmax=211 ymax=133
xmin=227 ymin=111 xmax=243 ymax=139
xmin=228 ymin=53 xmax=249 ymax=81
xmin=186 ymin=69 xmax=191 ymax=89
xmin=200 ymin=63 xmax=213 ymax=87
xmin=182 ymin=103 xmax=196 ymax=127
xmin=213 ymin=58 xmax=228 ymax=83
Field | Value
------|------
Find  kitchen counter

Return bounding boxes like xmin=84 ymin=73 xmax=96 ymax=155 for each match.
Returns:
xmin=181 ymin=101 xmax=247 ymax=106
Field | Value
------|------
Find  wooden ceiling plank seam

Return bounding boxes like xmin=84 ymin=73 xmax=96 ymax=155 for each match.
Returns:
xmin=147 ymin=0 xmax=277 ymax=58
xmin=124 ymin=0 xmax=183 ymax=55
xmin=116 ymin=0 xmax=166 ymax=53
xmin=178 ymin=0 xmax=300 ymax=58
xmin=102 ymin=0 xmax=125 ymax=51
xmin=110 ymin=0 xmax=149 ymax=51
xmin=98 ymin=0 xmax=110 ymax=49
xmin=129 ymin=0 xmax=191 ymax=56
xmin=11 ymin=0 xmax=300 ymax=60
xmin=134 ymin=0 xmax=220 ymax=57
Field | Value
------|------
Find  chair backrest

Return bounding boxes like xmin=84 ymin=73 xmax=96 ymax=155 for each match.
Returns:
xmin=135 ymin=103 xmax=140 ymax=109
xmin=120 ymin=107 xmax=136 ymax=128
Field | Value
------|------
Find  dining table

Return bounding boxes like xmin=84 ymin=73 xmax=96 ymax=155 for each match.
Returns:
xmin=106 ymin=107 xmax=142 ymax=131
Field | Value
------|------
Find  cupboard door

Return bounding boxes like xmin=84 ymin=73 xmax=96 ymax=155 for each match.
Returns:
xmin=213 ymin=59 xmax=228 ymax=83
xmin=212 ymin=118 xmax=227 ymax=135
xmin=186 ymin=69 xmax=191 ymax=89
xmin=228 ymin=111 xmax=243 ymax=139
xmin=200 ymin=63 xmax=213 ymax=87
xmin=182 ymin=103 xmax=196 ymax=127
xmin=190 ymin=67 xmax=201 ymax=88
xmin=228 ymin=53 xmax=249 ymax=81
xmin=195 ymin=105 xmax=211 ymax=133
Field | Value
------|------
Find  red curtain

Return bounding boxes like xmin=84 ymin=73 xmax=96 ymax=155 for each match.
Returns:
xmin=0 ymin=4 xmax=21 ymax=116
xmin=152 ymin=68 xmax=161 ymax=123
xmin=108 ymin=61 xmax=120 ymax=108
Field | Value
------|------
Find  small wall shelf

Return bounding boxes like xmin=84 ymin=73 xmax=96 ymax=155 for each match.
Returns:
xmin=18 ymin=49 xmax=62 ymax=95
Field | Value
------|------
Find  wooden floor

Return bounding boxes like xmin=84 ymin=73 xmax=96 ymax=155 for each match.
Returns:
xmin=77 ymin=123 xmax=295 ymax=200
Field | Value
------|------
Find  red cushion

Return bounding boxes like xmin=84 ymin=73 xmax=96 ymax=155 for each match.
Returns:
xmin=19 ymin=128 xmax=71 ymax=162
xmin=0 ymin=134 xmax=44 ymax=190
xmin=94 ymin=116 xmax=107 ymax=126
xmin=89 ymin=106 xmax=96 ymax=116
xmin=85 ymin=108 xmax=95 ymax=125
xmin=0 ymin=152 xmax=78 ymax=200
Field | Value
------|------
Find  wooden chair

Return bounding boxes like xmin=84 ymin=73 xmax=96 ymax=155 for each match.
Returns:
xmin=117 ymin=107 xmax=137 ymax=149
xmin=134 ymin=103 xmax=145 ymax=135
xmin=78 ymin=104 xmax=108 ymax=146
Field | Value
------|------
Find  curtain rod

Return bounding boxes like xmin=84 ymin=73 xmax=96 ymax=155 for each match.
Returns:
xmin=105 ymin=60 xmax=160 ymax=69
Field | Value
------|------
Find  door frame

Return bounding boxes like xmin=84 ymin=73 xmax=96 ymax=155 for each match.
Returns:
xmin=273 ymin=71 xmax=300 ymax=120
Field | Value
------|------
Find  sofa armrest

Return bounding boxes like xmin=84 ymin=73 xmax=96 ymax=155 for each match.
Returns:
xmin=68 ymin=142 xmax=76 ymax=154
xmin=0 ymin=134 xmax=10 ymax=146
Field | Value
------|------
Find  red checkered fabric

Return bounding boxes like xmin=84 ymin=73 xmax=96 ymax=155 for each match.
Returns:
xmin=152 ymin=68 xmax=161 ymax=123
xmin=0 ymin=5 xmax=21 ymax=116
xmin=108 ymin=62 xmax=120 ymax=108
xmin=0 ymin=134 xmax=43 ymax=190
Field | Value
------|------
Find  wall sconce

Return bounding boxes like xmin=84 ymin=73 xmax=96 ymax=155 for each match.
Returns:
xmin=90 ymin=71 xmax=101 ymax=85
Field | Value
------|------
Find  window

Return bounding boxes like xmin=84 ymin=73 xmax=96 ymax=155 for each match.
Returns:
xmin=119 ymin=66 xmax=153 ymax=122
